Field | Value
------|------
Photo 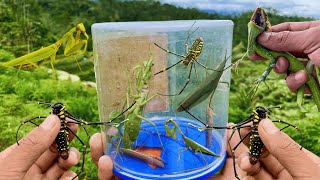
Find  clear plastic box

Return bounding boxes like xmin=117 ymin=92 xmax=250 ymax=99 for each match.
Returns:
xmin=92 ymin=20 xmax=233 ymax=179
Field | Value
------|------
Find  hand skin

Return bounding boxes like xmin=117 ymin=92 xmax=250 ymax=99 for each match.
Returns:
xmin=90 ymin=132 xmax=247 ymax=180
xmin=0 ymin=115 xmax=80 ymax=180
xmin=89 ymin=133 xmax=113 ymax=180
xmin=235 ymin=118 xmax=320 ymax=179
xmin=209 ymin=125 xmax=248 ymax=180
xmin=249 ymin=20 xmax=320 ymax=94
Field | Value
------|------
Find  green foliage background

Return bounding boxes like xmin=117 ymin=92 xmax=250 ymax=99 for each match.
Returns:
xmin=0 ymin=0 xmax=319 ymax=179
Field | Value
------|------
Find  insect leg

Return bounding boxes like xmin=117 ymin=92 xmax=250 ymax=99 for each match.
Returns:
xmin=194 ymin=148 xmax=209 ymax=167
xmin=227 ymin=129 xmax=239 ymax=180
xmin=65 ymin=101 xmax=136 ymax=125
xmin=193 ymin=62 xmax=200 ymax=82
xmin=16 ymin=116 xmax=46 ymax=145
xmin=228 ymin=129 xmax=252 ymax=180
xmin=194 ymin=60 xmax=221 ymax=72
xmin=197 ymin=50 xmax=231 ymax=72
xmin=137 ymin=115 xmax=164 ymax=148
xmin=158 ymin=62 xmax=193 ymax=96
xmin=154 ymin=59 xmax=184 ymax=75
xmin=66 ymin=125 xmax=88 ymax=180
xmin=247 ymin=68 xmax=272 ymax=100
xmin=183 ymin=105 xmax=254 ymax=130
xmin=184 ymin=21 xmax=199 ymax=53
xmin=50 ymin=53 xmax=58 ymax=79
xmin=177 ymin=147 xmax=189 ymax=161
xmin=154 ymin=43 xmax=185 ymax=58
xmin=272 ymin=120 xmax=304 ymax=149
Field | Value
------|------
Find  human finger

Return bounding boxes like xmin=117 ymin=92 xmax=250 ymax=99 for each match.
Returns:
xmin=227 ymin=122 xmax=252 ymax=148
xmin=273 ymin=57 xmax=289 ymax=74
xmin=257 ymin=27 xmax=320 ymax=55
xmin=286 ymin=70 xmax=310 ymax=93
xmin=98 ymin=155 xmax=113 ymax=180
xmin=228 ymin=122 xmax=252 ymax=147
xmin=90 ymin=133 xmax=104 ymax=166
xmin=227 ymin=124 xmax=249 ymax=158
xmin=249 ymin=52 xmax=267 ymax=61
xmin=35 ymin=122 xmax=79 ymax=172
xmin=65 ymin=119 xmax=79 ymax=142
xmin=2 ymin=117 xmax=73 ymax=160
xmin=0 ymin=143 xmax=18 ymax=159
xmin=271 ymin=21 xmax=320 ymax=32
xmin=210 ymin=157 xmax=246 ymax=180
xmin=256 ymin=149 xmax=289 ymax=178
xmin=308 ymin=48 xmax=320 ymax=67
xmin=238 ymin=122 xmax=252 ymax=147
xmin=242 ymin=176 xmax=255 ymax=180
xmin=238 ymin=152 xmax=274 ymax=180
xmin=44 ymin=147 xmax=80 ymax=179
xmin=258 ymin=119 xmax=320 ymax=178
xmin=302 ymin=148 xmax=320 ymax=166
xmin=1 ymin=115 xmax=60 ymax=173
xmin=0 ymin=118 xmax=78 ymax=161
xmin=59 ymin=170 xmax=78 ymax=180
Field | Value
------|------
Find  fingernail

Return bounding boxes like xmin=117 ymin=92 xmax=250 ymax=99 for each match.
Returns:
xmin=42 ymin=115 xmax=58 ymax=129
xmin=258 ymin=32 xmax=271 ymax=43
xmin=70 ymin=147 xmax=81 ymax=161
xmin=275 ymin=61 xmax=281 ymax=72
xmin=262 ymin=119 xmax=278 ymax=134
xmin=294 ymin=71 xmax=307 ymax=83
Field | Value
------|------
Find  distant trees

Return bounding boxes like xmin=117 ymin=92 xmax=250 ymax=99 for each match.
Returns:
xmin=0 ymin=0 xmax=312 ymax=56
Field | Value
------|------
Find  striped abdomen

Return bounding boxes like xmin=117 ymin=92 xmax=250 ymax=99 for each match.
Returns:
xmin=249 ymin=127 xmax=264 ymax=164
xmin=55 ymin=126 xmax=70 ymax=160
xmin=183 ymin=37 xmax=204 ymax=66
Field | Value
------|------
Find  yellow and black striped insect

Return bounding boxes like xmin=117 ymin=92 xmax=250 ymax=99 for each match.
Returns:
xmin=154 ymin=22 xmax=218 ymax=96
xmin=185 ymin=106 xmax=304 ymax=180
xmin=227 ymin=106 xmax=303 ymax=179
xmin=16 ymin=102 xmax=133 ymax=179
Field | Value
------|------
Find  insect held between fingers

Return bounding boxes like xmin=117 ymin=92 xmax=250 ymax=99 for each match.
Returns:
xmin=186 ymin=106 xmax=304 ymax=180
xmin=15 ymin=102 xmax=131 ymax=179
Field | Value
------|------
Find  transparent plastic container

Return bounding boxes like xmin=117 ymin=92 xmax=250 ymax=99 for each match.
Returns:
xmin=92 ymin=20 xmax=233 ymax=179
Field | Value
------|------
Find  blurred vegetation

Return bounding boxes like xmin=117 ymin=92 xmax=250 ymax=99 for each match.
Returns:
xmin=0 ymin=0 xmax=319 ymax=179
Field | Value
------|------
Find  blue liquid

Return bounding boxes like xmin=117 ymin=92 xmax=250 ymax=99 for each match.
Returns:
xmin=108 ymin=117 xmax=227 ymax=179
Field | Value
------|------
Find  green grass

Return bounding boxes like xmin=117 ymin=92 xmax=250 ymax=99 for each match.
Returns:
xmin=0 ymin=65 xmax=99 ymax=179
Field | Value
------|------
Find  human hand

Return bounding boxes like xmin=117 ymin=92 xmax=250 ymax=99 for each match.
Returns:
xmin=90 ymin=131 xmax=244 ymax=180
xmin=250 ymin=21 xmax=320 ymax=93
xmin=236 ymin=118 xmax=320 ymax=179
xmin=209 ymin=124 xmax=248 ymax=180
xmin=89 ymin=133 xmax=113 ymax=180
xmin=0 ymin=115 xmax=80 ymax=180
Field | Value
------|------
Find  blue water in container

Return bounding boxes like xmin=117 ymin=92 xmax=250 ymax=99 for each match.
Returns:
xmin=107 ymin=117 xmax=227 ymax=179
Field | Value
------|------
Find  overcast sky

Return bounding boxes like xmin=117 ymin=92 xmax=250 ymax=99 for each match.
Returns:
xmin=161 ymin=0 xmax=320 ymax=18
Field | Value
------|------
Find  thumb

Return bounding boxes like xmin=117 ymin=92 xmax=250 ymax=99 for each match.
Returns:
xmin=258 ymin=119 xmax=318 ymax=177
xmin=258 ymin=27 xmax=320 ymax=69
xmin=4 ymin=114 xmax=60 ymax=172
xmin=257 ymin=30 xmax=309 ymax=53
